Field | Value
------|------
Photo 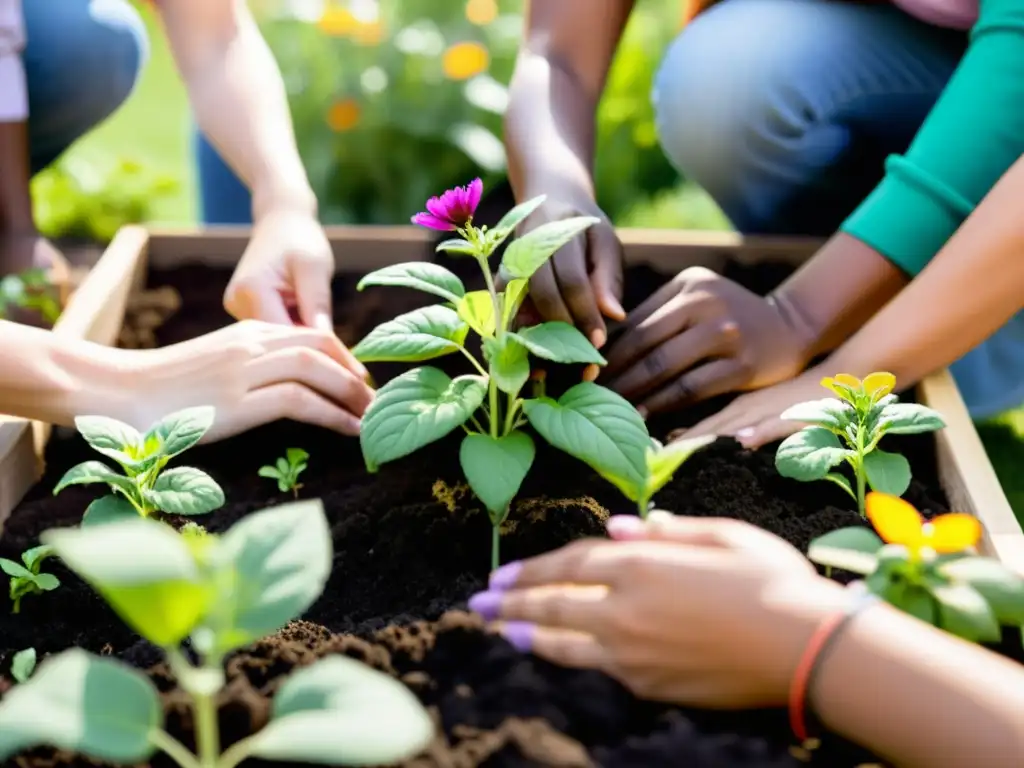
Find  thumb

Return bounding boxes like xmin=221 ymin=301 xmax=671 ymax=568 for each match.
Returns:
xmin=589 ymin=225 xmax=625 ymax=322
xmin=607 ymin=513 xmax=734 ymax=546
xmin=292 ymin=259 xmax=334 ymax=331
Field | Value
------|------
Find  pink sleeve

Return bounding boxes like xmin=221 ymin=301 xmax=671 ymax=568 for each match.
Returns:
xmin=0 ymin=0 xmax=27 ymax=121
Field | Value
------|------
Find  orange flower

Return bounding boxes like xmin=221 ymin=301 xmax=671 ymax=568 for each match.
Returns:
xmin=326 ymin=98 xmax=361 ymax=132
xmin=317 ymin=6 xmax=358 ymax=36
xmin=865 ymin=492 xmax=981 ymax=556
xmin=442 ymin=41 xmax=490 ymax=81
xmin=352 ymin=19 xmax=384 ymax=46
xmin=466 ymin=0 xmax=498 ymax=25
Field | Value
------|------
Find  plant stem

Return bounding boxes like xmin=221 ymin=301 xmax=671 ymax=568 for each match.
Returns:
xmin=491 ymin=522 xmax=501 ymax=571
xmin=150 ymin=730 xmax=202 ymax=768
xmin=503 ymin=395 xmax=521 ymax=436
xmin=488 ymin=380 xmax=500 ymax=438
xmin=215 ymin=735 xmax=258 ymax=768
xmin=458 ymin=346 xmax=489 ymax=377
xmin=855 ymin=427 xmax=867 ymax=518
xmin=193 ymin=689 xmax=220 ymax=768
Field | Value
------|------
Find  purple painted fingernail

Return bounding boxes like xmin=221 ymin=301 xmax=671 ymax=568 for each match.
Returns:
xmin=467 ymin=590 xmax=502 ymax=621
xmin=500 ymin=621 xmax=535 ymax=653
xmin=489 ymin=561 xmax=523 ymax=590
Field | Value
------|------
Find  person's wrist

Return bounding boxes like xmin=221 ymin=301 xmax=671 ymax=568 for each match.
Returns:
xmin=766 ymin=289 xmax=820 ymax=368
xmin=47 ymin=336 xmax=140 ymax=427
xmin=250 ymin=177 xmax=318 ymax=223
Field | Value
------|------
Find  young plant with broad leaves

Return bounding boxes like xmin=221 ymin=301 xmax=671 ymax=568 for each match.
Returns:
xmin=258 ymin=448 xmax=309 ymax=498
xmin=54 ymin=406 xmax=225 ymax=527
xmin=9 ymin=648 xmax=36 ymax=684
xmin=601 ymin=436 xmax=715 ymax=518
xmin=0 ymin=500 xmax=433 ymax=768
xmin=353 ymin=180 xmax=658 ymax=569
xmin=809 ymin=493 xmax=1024 ymax=645
xmin=0 ymin=545 xmax=59 ymax=614
xmin=775 ymin=372 xmax=945 ymax=517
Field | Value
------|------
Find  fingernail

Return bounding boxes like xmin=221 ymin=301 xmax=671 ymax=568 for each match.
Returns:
xmin=313 ymin=312 xmax=333 ymax=332
xmin=647 ymin=510 xmax=675 ymax=525
xmin=606 ymin=515 xmax=646 ymax=539
xmin=582 ymin=364 xmax=599 ymax=382
xmin=489 ymin=561 xmax=523 ymax=590
xmin=468 ymin=590 xmax=502 ymax=621
xmin=591 ymin=328 xmax=607 ymax=349
xmin=735 ymin=427 xmax=755 ymax=439
xmin=500 ymin=621 xmax=535 ymax=653
xmin=637 ymin=406 xmax=649 ymax=420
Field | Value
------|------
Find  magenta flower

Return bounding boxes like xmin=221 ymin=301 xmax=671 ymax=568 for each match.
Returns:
xmin=411 ymin=178 xmax=483 ymax=231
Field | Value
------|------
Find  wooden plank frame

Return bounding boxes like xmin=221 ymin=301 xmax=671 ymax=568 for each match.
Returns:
xmin=2 ymin=226 xmax=1021 ymax=576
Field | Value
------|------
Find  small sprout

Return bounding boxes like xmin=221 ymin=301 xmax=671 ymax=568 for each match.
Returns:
xmin=0 ymin=268 xmax=61 ymax=324
xmin=10 ymin=648 xmax=36 ymax=683
xmin=259 ymin=448 xmax=309 ymax=497
xmin=53 ymin=406 xmax=225 ymax=526
xmin=775 ymin=372 xmax=945 ymax=517
xmin=0 ymin=501 xmax=434 ymax=767
xmin=601 ymin=435 xmax=715 ymax=518
xmin=0 ymin=545 xmax=60 ymax=614
xmin=808 ymin=493 xmax=1024 ymax=644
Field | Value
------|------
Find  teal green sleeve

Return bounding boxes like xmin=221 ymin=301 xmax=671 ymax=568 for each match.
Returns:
xmin=840 ymin=0 xmax=1024 ymax=277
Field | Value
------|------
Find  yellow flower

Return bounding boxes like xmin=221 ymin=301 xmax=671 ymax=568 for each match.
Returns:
xmin=862 ymin=371 xmax=896 ymax=399
xmin=820 ymin=373 xmax=862 ymax=398
xmin=865 ymin=492 xmax=981 ymax=557
xmin=317 ymin=6 xmax=358 ymax=36
xmin=465 ymin=0 xmax=498 ymax=25
xmin=352 ymin=19 xmax=384 ymax=45
xmin=326 ymin=98 xmax=361 ymax=132
xmin=442 ymin=41 xmax=490 ymax=81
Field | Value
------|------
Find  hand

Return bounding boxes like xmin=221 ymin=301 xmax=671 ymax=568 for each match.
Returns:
xmin=602 ymin=267 xmax=813 ymax=415
xmin=673 ymin=369 xmax=832 ymax=449
xmin=62 ymin=320 xmax=374 ymax=440
xmin=468 ymin=514 xmax=851 ymax=708
xmin=510 ymin=195 xmax=625 ymax=348
xmin=0 ymin=232 xmax=70 ymax=327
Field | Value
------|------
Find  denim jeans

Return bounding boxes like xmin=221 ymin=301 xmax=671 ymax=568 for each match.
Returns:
xmin=653 ymin=0 xmax=1024 ymax=419
xmin=23 ymin=0 xmax=147 ymax=173
xmin=194 ymin=129 xmax=253 ymax=224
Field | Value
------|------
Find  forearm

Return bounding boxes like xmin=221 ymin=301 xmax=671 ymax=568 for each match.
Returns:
xmin=158 ymin=0 xmax=315 ymax=220
xmin=0 ymin=0 xmax=33 ymax=232
xmin=814 ymin=601 xmax=1024 ymax=767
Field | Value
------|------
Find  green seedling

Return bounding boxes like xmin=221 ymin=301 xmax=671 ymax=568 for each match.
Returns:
xmin=354 ymin=180 xmax=664 ymax=570
xmin=258 ymin=448 xmax=309 ymax=498
xmin=0 ymin=545 xmax=59 ymax=614
xmin=602 ymin=436 xmax=715 ymax=518
xmin=10 ymin=648 xmax=36 ymax=683
xmin=810 ymin=492 xmax=1024 ymax=645
xmin=0 ymin=268 xmax=61 ymax=324
xmin=54 ymin=406 xmax=225 ymax=527
xmin=0 ymin=500 xmax=433 ymax=767
xmin=775 ymin=372 xmax=945 ymax=517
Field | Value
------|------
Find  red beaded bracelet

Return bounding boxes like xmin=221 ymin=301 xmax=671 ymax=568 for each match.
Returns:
xmin=788 ymin=587 xmax=880 ymax=744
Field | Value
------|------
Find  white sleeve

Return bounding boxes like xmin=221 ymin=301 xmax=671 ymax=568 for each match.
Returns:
xmin=0 ymin=0 xmax=27 ymax=121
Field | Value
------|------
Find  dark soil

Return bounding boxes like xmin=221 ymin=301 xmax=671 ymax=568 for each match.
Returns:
xmin=1 ymin=242 xmax=1016 ymax=767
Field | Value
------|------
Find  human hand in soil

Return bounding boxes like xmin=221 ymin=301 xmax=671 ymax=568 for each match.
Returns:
xmin=503 ymin=196 xmax=626 ymax=349
xmin=0 ymin=232 xmax=70 ymax=327
xmin=468 ymin=514 xmax=853 ymax=708
xmin=601 ymin=267 xmax=815 ymax=415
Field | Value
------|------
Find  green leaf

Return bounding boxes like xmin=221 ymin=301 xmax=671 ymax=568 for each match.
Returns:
xmin=778 ymin=399 xmax=852 ymax=430
xmin=206 ymin=500 xmax=332 ymax=654
xmin=144 ymin=467 xmax=224 ymax=516
xmin=484 ymin=335 xmax=530 ymax=394
xmin=493 ymin=195 xmax=545 ymax=237
xmin=501 ymin=279 xmax=529 ymax=328
xmin=460 ymin=432 xmax=536 ymax=517
xmin=276 ymin=457 xmax=290 ymax=475
xmin=878 ymin=403 xmax=946 ymax=435
xmin=863 ymin=449 xmax=911 ymax=496
xmin=10 ymin=647 xmax=36 ymax=683
xmin=82 ymin=495 xmax=139 ymax=527
xmin=0 ymin=649 xmax=161 ymax=762
xmin=933 ymin=583 xmax=1002 ymax=642
xmin=455 ymin=290 xmax=496 ymax=337
xmin=73 ymin=415 xmax=141 ymax=464
xmin=248 ymin=655 xmax=433 ymax=765
xmin=0 ymin=558 xmax=31 ymax=579
xmin=511 ymin=322 xmax=606 ymax=365
xmin=357 ymin=263 xmax=466 ymax=303
xmin=823 ymin=472 xmax=855 ymax=499
xmin=435 ymin=237 xmax=476 ymax=256
xmin=259 ymin=466 xmax=281 ymax=480
xmin=352 ymin=305 xmax=469 ymax=362
xmin=31 ymin=573 xmax=59 ymax=591
xmin=146 ymin=406 xmax=215 ymax=459
xmin=523 ymin=382 xmax=649 ymax=491
xmin=807 ymin=527 xmax=883 ymax=574
xmin=21 ymin=545 xmax=54 ymax=573
xmin=43 ymin=519 xmax=210 ymax=647
xmin=361 ymin=369 xmax=488 ymax=471
xmin=888 ymin=582 xmax=938 ymax=625
xmin=286 ymin=447 xmax=309 ymax=466
xmin=500 ymin=216 xmax=600 ymax=279
xmin=643 ymin=436 xmax=715 ymax=505
xmin=775 ymin=428 xmax=848 ymax=482
xmin=939 ymin=557 xmax=1024 ymax=625
xmin=53 ymin=461 xmax=133 ymax=496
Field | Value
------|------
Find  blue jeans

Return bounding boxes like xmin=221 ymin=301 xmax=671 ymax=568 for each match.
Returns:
xmin=23 ymin=0 xmax=147 ymax=173
xmin=653 ymin=0 xmax=1024 ymax=419
xmin=194 ymin=130 xmax=252 ymax=224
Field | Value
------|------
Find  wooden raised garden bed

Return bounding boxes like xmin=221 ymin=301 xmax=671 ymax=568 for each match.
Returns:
xmin=1 ymin=225 xmax=1022 ymax=767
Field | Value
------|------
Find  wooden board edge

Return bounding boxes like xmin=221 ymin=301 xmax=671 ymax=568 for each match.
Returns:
xmin=917 ymin=370 xmax=1024 ymax=575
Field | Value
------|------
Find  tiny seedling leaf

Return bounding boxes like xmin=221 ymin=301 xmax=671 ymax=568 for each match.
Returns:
xmin=146 ymin=406 xmax=215 ymax=459
xmin=500 ymin=216 xmax=600 ymax=279
xmin=775 ymin=428 xmax=848 ymax=482
xmin=523 ymin=382 xmax=650 ymax=491
xmin=643 ymin=436 xmax=715 ymax=504
xmin=511 ymin=322 xmax=606 ymax=365
xmin=484 ymin=335 xmax=530 ymax=395
xmin=863 ymin=449 xmax=911 ymax=496
xmin=933 ymin=583 xmax=1002 ymax=643
xmin=357 ymin=263 xmax=466 ymax=304
xmin=10 ymin=648 xmax=36 ymax=683
xmin=823 ymin=472 xmax=855 ymax=499
xmin=21 ymin=545 xmax=54 ymax=573
xmin=145 ymin=467 xmax=225 ymax=516
xmin=460 ymin=432 xmax=536 ymax=517
xmin=286 ymin=447 xmax=309 ymax=466
xmin=32 ymin=574 xmax=59 ymax=592
xmin=778 ymin=399 xmax=851 ymax=430
xmin=435 ymin=238 xmax=476 ymax=256
xmin=259 ymin=466 xmax=281 ymax=480
xmin=493 ymin=194 xmax=545 ymax=236
xmin=456 ymin=290 xmax=496 ymax=337
xmin=0 ymin=558 xmax=31 ymax=579
xmin=352 ymin=305 xmax=469 ymax=363
xmin=81 ymin=495 xmax=138 ymax=527
xmin=360 ymin=369 xmax=488 ymax=471
xmin=53 ymin=461 xmax=133 ymax=496
xmin=939 ymin=556 xmax=1024 ymax=625
xmin=878 ymin=403 xmax=946 ymax=435
xmin=73 ymin=416 xmax=141 ymax=464
xmin=0 ymin=649 xmax=161 ymax=763
xmin=248 ymin=655 xmax=433 ymax=765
